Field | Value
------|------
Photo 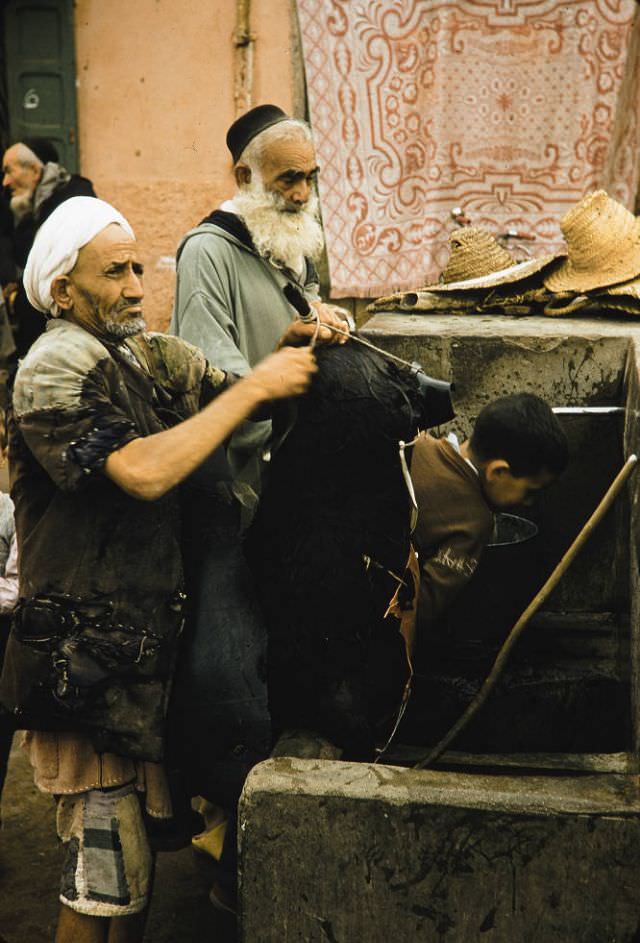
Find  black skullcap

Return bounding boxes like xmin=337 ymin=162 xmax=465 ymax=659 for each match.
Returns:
xmin=226 ymin=104 xmax=290 ymax=164
xmin=22 ymin=137 xmax=59 ymax=165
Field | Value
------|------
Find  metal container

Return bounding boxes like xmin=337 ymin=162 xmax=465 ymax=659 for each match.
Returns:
xmin=429 ymin=512 xmax=540 ymax=668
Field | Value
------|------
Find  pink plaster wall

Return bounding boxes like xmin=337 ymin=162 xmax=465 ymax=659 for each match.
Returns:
xmin=74 ymin=0 xmax=295 ymax=330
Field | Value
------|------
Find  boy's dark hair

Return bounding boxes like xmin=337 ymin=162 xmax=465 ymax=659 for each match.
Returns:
xmin=470 ymin=393 xmax=568 ymax=477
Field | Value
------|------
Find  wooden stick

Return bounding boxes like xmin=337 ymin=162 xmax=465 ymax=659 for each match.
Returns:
xmin=413 ymin=454 xmax=639 ymax=770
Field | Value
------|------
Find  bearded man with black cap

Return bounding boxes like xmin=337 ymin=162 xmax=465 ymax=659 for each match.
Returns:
xmin=1 ymin=138 xmax=96 ymax=355
xmin=170 ymin=103 xmax=349 ymax=508
xmin=169 ymin=106 xmax=349 ymax=909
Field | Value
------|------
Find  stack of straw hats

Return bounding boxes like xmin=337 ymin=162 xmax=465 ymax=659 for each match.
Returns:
xmin=369 ymin=226 xmax=559 ymax=314
xmin=369 ymin=190 xmax=640 ymax=318
xmin=543 ymin=190 xmax=640 ymax=316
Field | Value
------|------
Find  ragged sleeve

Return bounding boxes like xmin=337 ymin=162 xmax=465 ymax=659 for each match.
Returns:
xmin=129 ymin=331 xmax=230 ymax=412
xmin=12 ymin=328 xmax=140 ymax=493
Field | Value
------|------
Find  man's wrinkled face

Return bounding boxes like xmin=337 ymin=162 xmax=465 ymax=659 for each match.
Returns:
xmin=2 ymin=145 xmax=41 ymax=199
xmin=258 ymin=136 xmax=318 ymax=213
xmin=64 ymin=224 xmax=145 ymax=339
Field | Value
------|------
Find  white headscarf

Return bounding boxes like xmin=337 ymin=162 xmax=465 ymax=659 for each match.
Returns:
xmin=23 ymin=196 xmax=135 ymax=315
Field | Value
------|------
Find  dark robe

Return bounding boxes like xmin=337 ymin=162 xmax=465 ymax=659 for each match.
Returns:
xmin=245 ymin=342 xmax=445 ymax=760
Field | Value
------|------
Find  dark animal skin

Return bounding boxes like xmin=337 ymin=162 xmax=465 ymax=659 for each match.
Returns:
xmin=246 ymin=342 xmax=450 ymax=760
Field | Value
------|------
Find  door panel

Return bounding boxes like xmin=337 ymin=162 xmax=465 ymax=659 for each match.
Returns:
xmin=4 ymin=0 xmax=78 ymax=171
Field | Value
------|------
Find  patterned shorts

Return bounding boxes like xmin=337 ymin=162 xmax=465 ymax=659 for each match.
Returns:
xmin=57 ymin=782 xmax=152 ymax=917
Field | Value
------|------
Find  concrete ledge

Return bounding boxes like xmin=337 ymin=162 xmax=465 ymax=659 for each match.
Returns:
xmin=240 ymin=759 xmax=640 ymax=942
xmin=363 ymin=312 xmax=640 ymax=339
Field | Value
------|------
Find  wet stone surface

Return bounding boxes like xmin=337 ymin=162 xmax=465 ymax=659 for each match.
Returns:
xmin=240 ymin=759 xmax=640 ymax=943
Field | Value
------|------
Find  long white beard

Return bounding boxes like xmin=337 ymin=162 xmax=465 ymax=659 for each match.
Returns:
xmin=232 ymin=184 xmax=325 ymax=273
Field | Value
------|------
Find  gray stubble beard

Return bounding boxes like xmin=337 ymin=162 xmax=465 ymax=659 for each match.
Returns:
xmin=103 ymin=316 xmax=146 ymax=339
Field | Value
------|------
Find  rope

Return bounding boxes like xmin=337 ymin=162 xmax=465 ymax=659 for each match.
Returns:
xmin=284 ymin=281 xmax=421 ymax=371
xmin=320 ymin=321 xmax=422 ymax=372
xmin=399 ymin=438 xmax=420 ymax=533
xmin=310 ymin=306 xmax=322 ymax=351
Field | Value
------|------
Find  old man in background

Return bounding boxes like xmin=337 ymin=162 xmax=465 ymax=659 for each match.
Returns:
xmin=1 ymin=138 xmax=96 ymax=355
xmin=0 ymin=195 xmax=318 ymax=942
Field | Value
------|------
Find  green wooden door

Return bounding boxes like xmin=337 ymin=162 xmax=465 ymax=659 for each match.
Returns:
xmin=3 ymin=0 xmax=78 ymax=171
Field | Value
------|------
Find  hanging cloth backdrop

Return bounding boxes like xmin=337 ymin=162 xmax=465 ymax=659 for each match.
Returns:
xmin=297 ymin=0 xmax=640 ymax=298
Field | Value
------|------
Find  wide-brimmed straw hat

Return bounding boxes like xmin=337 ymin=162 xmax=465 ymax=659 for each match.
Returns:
xmin=585 ymin=275 xmax=640 ymax=315
xmin=592 ymin=275 xmax=640 ymax=301
xmin=544 ymin=190 xmax=640 ymax=293
xmin=426 ymin=254 xmax=561 ymax=292
xmin=419 ymin=226 xmax=561 ymax=292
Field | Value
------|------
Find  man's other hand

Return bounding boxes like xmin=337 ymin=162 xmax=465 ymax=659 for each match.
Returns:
xmin=313 ymin=301 xmax=351 ymax=344
xmin=248 ymin=346 xmax=318 ymax=401
xmin=277 ymin=320 xmax=321 ymax=348
xmin=277 ymin=305 xmax=351 ymax=349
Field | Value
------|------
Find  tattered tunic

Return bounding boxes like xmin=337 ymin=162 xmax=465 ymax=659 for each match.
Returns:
xmin=0 ymin=318 xmax=228 ymax=762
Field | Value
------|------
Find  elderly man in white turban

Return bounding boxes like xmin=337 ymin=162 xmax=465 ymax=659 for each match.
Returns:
xmin=0 ymin=196 xmax=321 ymax=942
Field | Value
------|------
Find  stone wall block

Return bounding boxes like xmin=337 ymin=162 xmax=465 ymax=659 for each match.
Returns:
xmin=240 ymin=759 xmax=640 ymax=943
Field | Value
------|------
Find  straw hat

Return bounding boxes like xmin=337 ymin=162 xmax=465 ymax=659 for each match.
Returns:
xmin=426 ymin=253 xmax=562 ymax=292
xmin=440 ymin=227 xmax=516 ymax=283
xmin=426 ymin=225 xmax=560 ymax=291
xmin=368 ymin=225 xmax=561 ymax=311
xmin=592 ymin=275 xmax=640 ymax=301
xmin=544 ymin=190 xmax=640 ymax=293
xmin=586 ymin=276 xmax=640 ymax=315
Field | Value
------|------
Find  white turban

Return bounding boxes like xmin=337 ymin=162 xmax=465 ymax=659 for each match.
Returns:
xmin=23 ymin=196 xmax=135 ymax=315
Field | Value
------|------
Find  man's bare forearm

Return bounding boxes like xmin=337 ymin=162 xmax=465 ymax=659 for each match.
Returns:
xmin=104 ymin=374 xmax=268 ymax=500
xmin=104 ymin=344 xmax=317 ymax=501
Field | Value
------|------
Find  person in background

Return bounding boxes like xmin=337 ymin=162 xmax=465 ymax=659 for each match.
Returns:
xmin=2 ymin=138 xmax=96 ymax=355
xmin=0 ymin=416 xmax=18 ymax=813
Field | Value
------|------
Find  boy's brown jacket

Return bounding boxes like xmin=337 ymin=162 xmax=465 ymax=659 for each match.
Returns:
xmin=411 ymin=433 xmax=494 ymax=634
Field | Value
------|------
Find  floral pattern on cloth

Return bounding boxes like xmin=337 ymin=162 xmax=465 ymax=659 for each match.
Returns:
xmin=297 ymin=0 xmax=640 ymax=297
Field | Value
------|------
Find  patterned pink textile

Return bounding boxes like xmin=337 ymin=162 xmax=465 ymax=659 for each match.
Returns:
xmin=297 ymin=1 xmax=640 ymax=298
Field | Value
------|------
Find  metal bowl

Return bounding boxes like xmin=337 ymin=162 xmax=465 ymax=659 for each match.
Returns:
xmin=489 ymin=512 xmax=538 ymax=547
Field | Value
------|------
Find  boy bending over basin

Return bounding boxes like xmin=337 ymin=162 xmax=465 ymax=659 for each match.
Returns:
xmin=411 ymin=393 xmax=568 ymax=634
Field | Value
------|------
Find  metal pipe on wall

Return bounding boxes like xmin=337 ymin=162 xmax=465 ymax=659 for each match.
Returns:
xmin=234 ymin=0 xmax=254 ymax=116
